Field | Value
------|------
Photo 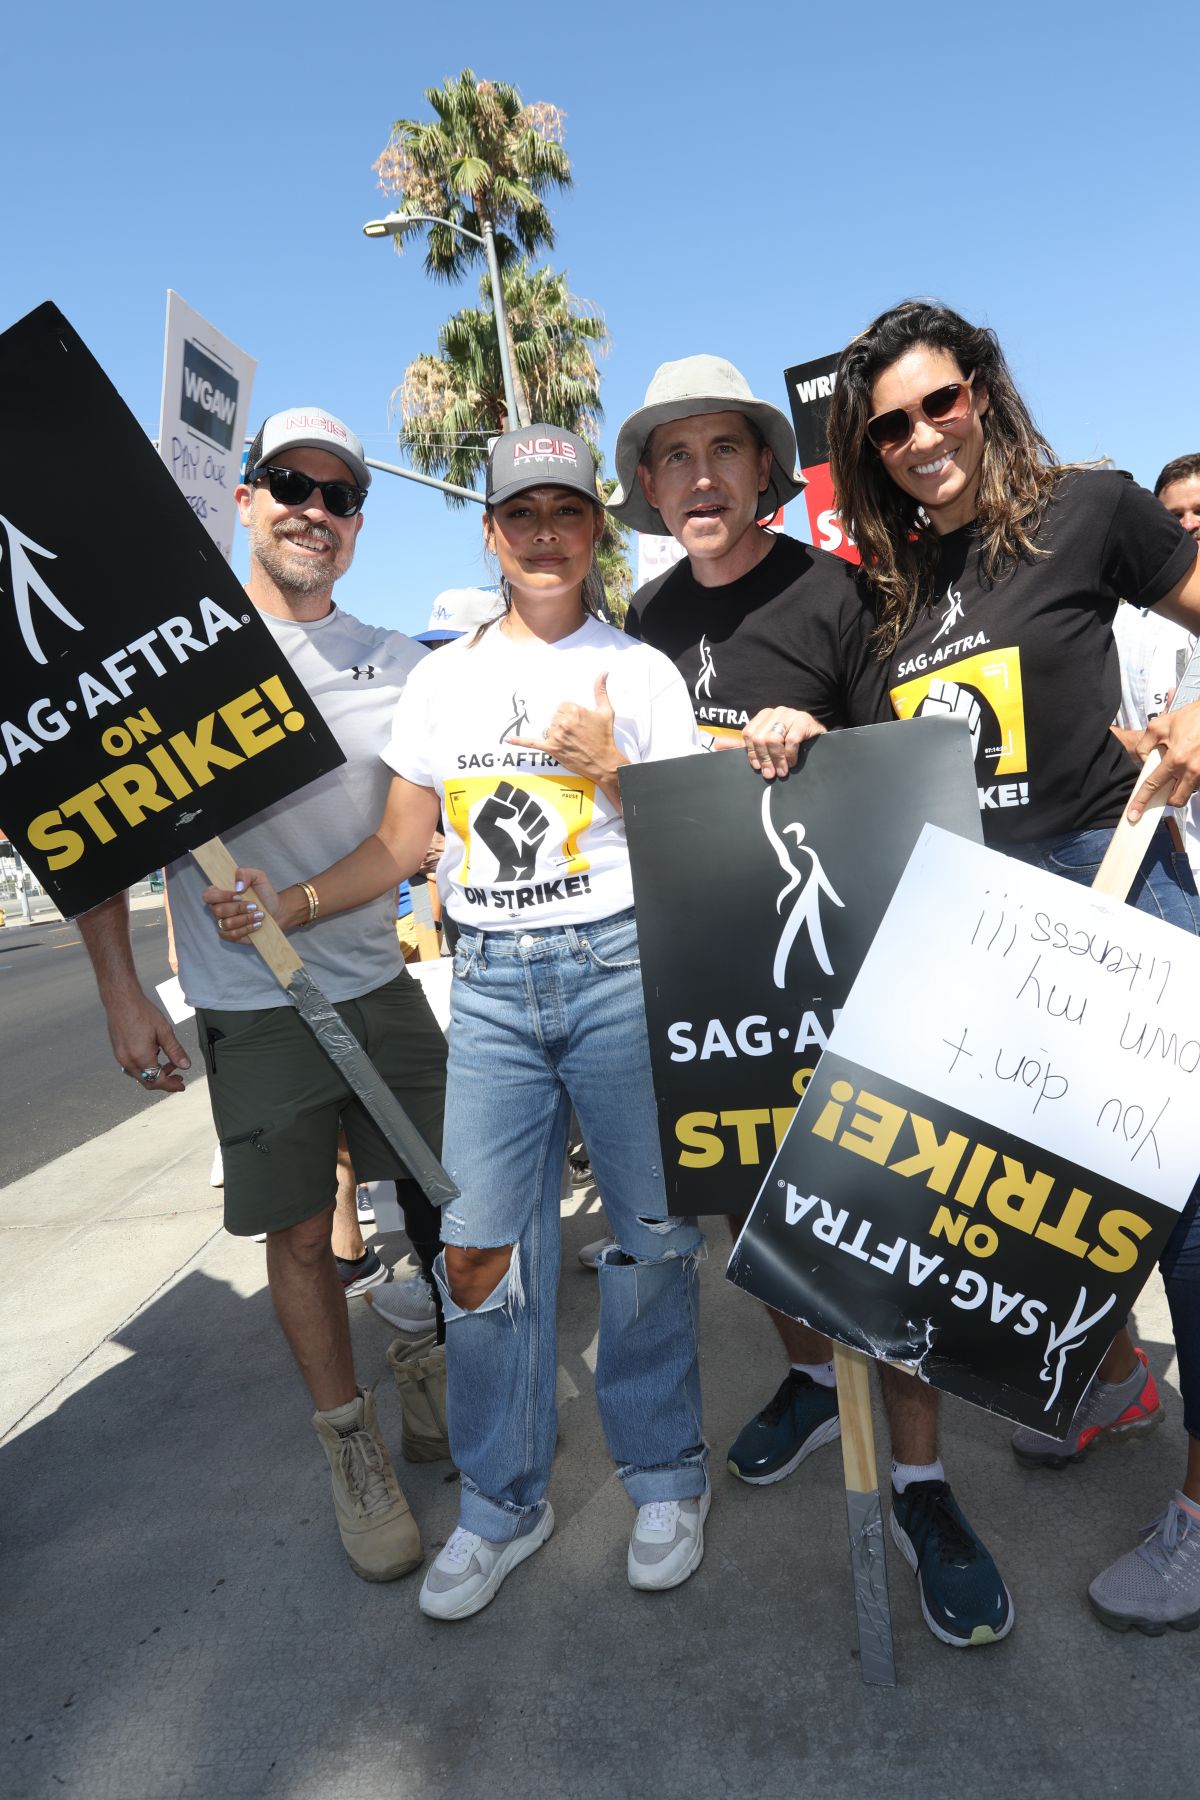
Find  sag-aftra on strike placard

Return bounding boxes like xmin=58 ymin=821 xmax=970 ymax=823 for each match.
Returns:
xmin=0 ymin=304 xmax=344 ymax=916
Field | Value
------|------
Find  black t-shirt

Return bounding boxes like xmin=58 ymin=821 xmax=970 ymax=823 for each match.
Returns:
xmin=624 ymin=534 xmax=886 ymax=743
xmin=885 ymin=471 xmax=1197 ymax=845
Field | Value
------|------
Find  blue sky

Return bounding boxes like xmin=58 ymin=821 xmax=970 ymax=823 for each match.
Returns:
xmin=4 ymin=1 xmax=1196 ymax=637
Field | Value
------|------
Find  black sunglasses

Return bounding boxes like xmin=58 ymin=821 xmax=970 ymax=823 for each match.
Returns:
xmin=249 ymin=464 xmax=367 ymax=518
xmin=866 ymin=373 xmax=977 ymax=452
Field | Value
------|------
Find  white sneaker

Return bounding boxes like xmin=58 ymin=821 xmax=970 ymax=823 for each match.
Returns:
xmin=577 ymin=1235 xmax=616 ymax=1270
xmin=356 ymin=1183 xmax=376 ymax=1226
xmin=366 ymin=1274 xmax=437 ymax=1332
xmin=209 ymin=1145 xmax=224 ymax=1187
xmin=628 ymin=1490 xmax=710 ymax=1591
xmin=419 ymin=1504 xmax=554 ymax=1620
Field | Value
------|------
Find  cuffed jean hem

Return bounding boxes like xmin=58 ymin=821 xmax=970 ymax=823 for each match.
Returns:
xmin=619 ymin=1447 xmax=710 ymax=1509
xmin=457 ymin=1477 xmax=549 ymax=1545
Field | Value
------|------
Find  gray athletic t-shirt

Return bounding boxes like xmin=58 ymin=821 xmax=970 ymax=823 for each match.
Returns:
xmin=167 ymin=606 xmax=425 ymax=1009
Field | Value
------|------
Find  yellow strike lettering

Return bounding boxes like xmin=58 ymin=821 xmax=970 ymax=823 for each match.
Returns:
xmin=888 ymin=1112 xmax=969 ymax=1193
xmin=720 ymin=1109 xmax=772 ymax=1164
xmin=146 ymin=743 xmax=194 ymax=800
xmin=985 ymin=1158 xmax=1054 ymax=1234
xmin=1034 ymin=1187 xmax=1094 ymax=1260
xmin=220 ymin=688 xmax=285 ymax=758
xmin=100 ymin=765 xmax=173 ymax=829
xmin=168 ymin=714 xmax=245 ymax=785
xmin=771 ymin=1105 xmax=797 ymax=1147
xmin=837 ymin=1090 xmax=907 ymax=1165
xmin=954 ymin=1143 xmax=997 ymax=1208
xmin=60 ymin=782 xmax=117 ymax=845
xmin=811 ymin=1078 xmax=854 ymax=1141
xmin=1088 ymin=1209 xmax=1153 ymax=1275
xmin=676 ymin=1113 xmax=723 ymax=1169
xmin=27 ymin=811 xmax=86 ymax=870
xmin=929 ymin=1206 xmax=968 ymax=1246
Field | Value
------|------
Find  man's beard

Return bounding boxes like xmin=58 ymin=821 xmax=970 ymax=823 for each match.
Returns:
xmin=249 ymin=517 xmax=351 ymax=595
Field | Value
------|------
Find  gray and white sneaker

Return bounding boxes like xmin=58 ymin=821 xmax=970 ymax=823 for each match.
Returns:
xmin=419 ymin=1503 xmax=554 ymax=1620
xmin=366 ymin=1274 xmax=437 ymax=1333
xmin=1089 ymin=1493 xmax=1200 ymax=1634
xmin=355 ymin=1183 xmax=376 ymax=1226
xmin=578 ymin=1235 xmax=616 ymax=1271
xmin=628 ymin=1490 xmax=711 ymax=1591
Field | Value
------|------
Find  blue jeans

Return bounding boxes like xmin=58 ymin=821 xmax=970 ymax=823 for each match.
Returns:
xmin=436 ymin=907 xmax=707 ymax=1542
xmin=1006 ymin=824 xmax=1200 ymax=1436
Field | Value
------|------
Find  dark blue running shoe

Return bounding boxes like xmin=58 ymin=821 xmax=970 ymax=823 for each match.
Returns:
xmin=890 ymin=1480 xmax=1014 ymax=1648
xmin=726 ymin=1370 xmax=840 ymax=1485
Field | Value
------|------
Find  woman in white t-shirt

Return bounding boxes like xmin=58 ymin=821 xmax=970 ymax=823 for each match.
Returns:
xmin=205 ymin=426 xmax=708 ymax=1621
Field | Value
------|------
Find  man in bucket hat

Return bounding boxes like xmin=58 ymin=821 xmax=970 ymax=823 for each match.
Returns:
xmin=606 ymin=358 xmax=1014 ymax=1650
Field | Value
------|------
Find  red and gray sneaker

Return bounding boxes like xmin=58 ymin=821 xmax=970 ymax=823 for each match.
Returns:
xmin=335 ymin=1248 xmax=388 ymax=1299
xmin=1011 ymin=1347 xmax=1163 ymax=1469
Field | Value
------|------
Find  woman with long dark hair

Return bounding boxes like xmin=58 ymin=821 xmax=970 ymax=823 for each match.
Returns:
xmin=203 ymin=426 xmax=709 ymax=1621
xmin=827 ymin=299 xmax=1200 ymax=1637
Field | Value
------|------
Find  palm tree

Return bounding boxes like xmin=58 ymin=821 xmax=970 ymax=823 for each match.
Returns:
xmin=375 ymin=70 xmax=573 ymax=424
xmin=395 ymin=262 xmax=631 ymax=609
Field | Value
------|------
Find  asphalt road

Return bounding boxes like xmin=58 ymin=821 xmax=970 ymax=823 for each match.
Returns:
xmin=0 ymin=909 xmax=207 ymax=1186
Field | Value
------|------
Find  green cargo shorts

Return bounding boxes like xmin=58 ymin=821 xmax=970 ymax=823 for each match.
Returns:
xmin=196 ymin=971 xmax=447 ymax=1238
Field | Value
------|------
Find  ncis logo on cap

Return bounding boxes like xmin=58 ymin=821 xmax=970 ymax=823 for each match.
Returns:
xmin=485 ymin=424 xmax=601 ymax=509
xmin=513 ymin=434 xmax=578 ymax=467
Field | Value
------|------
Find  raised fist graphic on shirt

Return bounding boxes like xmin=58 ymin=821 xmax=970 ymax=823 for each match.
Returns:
xmin=917 ymin=677 xmax=982 ymax=760
xmin=474 ymin=781 xmax=551 ymax=881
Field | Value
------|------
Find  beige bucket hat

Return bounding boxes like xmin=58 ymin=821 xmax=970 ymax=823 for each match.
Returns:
xmin=607 ymin=354 xmax=806 ymax=535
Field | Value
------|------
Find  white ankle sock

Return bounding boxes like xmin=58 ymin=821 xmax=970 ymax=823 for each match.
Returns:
xmin=892 ymin=1458 xmax=944 ymax=1493
xmin=321 ymin=1395 xmax=364 ymax=1435
xmin=791 ymin=1361 xmax=836 ymax=1389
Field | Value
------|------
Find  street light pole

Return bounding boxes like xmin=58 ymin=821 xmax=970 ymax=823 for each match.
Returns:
xmin=362 ymin=210 xmax=524 ymax=429
xmin=478 ymin=218 xmax=521 ymax=432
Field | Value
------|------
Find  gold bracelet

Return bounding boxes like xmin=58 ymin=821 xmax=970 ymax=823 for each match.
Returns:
xmin=299 ymin=882 xmax=320 ymax=924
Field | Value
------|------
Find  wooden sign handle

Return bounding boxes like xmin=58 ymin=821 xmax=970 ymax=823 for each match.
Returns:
xmin=834 ymin=1344 xmax=897 ymax=1687
xmin=1090 ymin=749 xmax=1167 ymax=901
xmin=189 ymin=835 xmax=303 ymax=989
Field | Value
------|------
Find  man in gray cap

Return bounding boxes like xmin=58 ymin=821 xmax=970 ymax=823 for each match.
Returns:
xmin=606 ymin=359 xmax=1014 ymax=1650
xmin=79 ymin=409 xmax=449 ymax=1586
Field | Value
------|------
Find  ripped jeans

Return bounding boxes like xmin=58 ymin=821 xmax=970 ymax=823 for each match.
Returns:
xmin=436 ymin=908 xmax=707 ymax=1542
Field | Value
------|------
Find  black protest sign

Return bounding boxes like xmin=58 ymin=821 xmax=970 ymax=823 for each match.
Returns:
xmin=0 ymin=304 xmax=345 ymax=916
xmin=729 ymin=825 xmax=1200 ymax=1434
xmin=621 ymin=717 xmax=981 ymax=1215
xmin=783 ymin=352 xmax=858 ymax=565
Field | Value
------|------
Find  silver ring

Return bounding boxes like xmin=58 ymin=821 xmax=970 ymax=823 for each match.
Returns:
xmin=771 ymin=722 xmax=788 ymax=738
xmin=137 ymin=1066 xmax=159 ymax=1083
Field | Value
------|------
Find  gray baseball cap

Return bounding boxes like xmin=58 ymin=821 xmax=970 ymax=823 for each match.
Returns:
xmin=246 ymin=408 xmax=371 ymax=490
xmin=607 ymin=355 xmax=805 ymax=535
xmin=485 ymin=425 xmax=603 ymax=508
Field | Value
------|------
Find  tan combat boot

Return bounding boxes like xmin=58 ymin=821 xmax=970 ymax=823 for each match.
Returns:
xmin=386 ymin=1332 xmax=451 ymax=1463
xmin=312 ymin=1386 xmax=423 ymax=1581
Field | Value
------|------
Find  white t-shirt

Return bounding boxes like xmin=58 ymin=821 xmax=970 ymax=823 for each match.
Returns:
xmin=384 ymin=615 xmax=699 ymax=930
xmin=168 ymin=606 xmax=426 ymax=1009
xmin=1113 ymin=601 xmax=1200 ymax=880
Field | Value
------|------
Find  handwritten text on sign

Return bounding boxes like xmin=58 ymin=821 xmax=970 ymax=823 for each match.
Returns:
xmin=832 ymin=825 xmax=1197 ymax=1213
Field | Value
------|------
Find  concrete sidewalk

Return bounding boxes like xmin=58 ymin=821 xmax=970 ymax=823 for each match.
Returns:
xmin=1 ymin=1096 xmax=1197 ymax=1799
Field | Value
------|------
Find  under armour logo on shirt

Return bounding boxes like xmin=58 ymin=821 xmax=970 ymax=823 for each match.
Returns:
xmin=350 ymin=665 xmax=376 ymax=680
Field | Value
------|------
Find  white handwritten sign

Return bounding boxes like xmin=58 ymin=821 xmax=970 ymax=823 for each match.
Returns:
xmin=157 ymin=293 xmax=257 ymax=561
xmin=832 ymin=824 xmax=1199 ymax=1213
xmin=728 ymin=822 xmax=1200 ymax=1431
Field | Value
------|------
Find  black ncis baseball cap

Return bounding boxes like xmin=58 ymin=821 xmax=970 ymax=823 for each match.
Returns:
xmin=485 ymin=425 xmax=603 ymax=508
